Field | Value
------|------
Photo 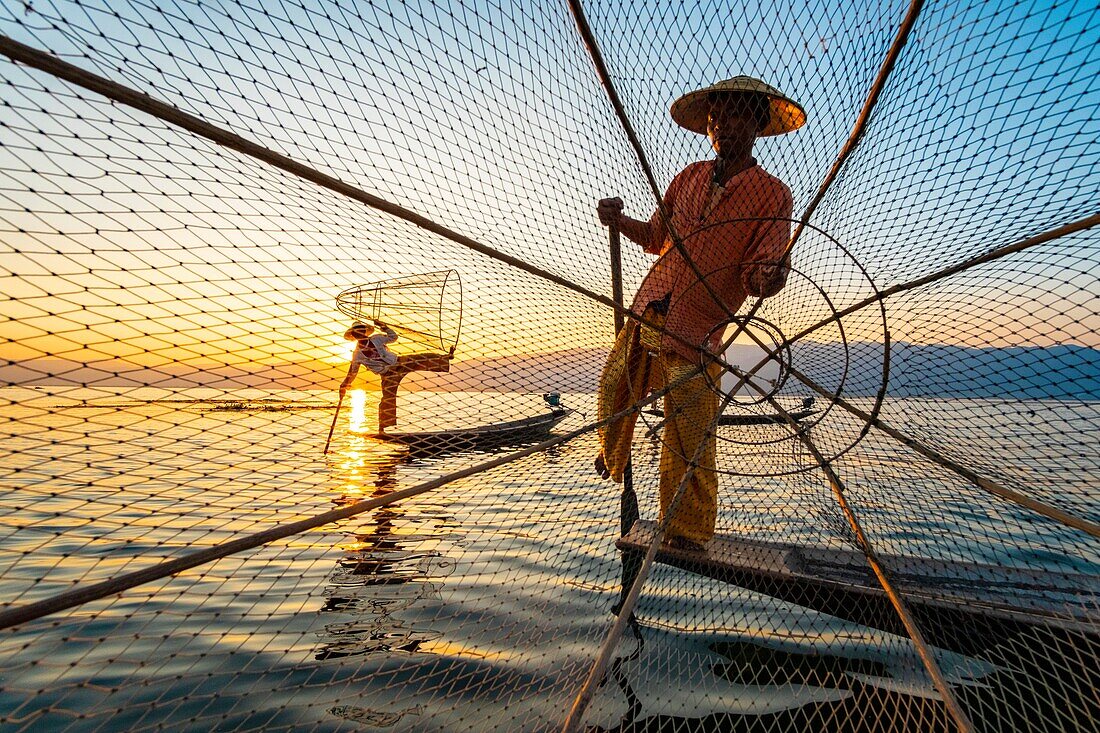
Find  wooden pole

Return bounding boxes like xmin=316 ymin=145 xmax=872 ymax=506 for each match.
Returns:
xmin=609 ymin=225 xmax=625 ymax=335
xmin=564 ymin=393 xmax=733 ymax=733
xmin=323 ymin=389 xmax=345 ymax=455
xmin=0 ymin=374 xmax=697 ymax=631
xmin=608 ymin=223 xmax=633 ymax=509
xmin=608 ymin=224 xmax=640 ymax=612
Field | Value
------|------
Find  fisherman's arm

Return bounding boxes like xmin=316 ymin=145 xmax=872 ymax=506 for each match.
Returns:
xmin=597 ymin=170 xmax=686 ymax=254
xmin=374 ymin=321 xmax=399 ymax=343
xmin=339 ymin=360 xmax=359 ymax=393
xmin=742 ymin=185 xmax=794 ymax=298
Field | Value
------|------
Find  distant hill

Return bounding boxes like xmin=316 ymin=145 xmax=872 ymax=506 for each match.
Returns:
xmin=784 ymin=341 xmax=1100 ymax=400
xmin=0 ymin=358 xmax=344 ymax=390
xmin=3 ymin=342 xmax=1098 ymax=399
xmin=879 ymin=341 xmax=1100 ymax=400
xmin=411 ymin=341 xmax=1100 ymax=399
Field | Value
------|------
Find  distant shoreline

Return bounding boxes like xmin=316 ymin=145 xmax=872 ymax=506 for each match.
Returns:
xmin=4 ymin=385 xmax=1099 ymax=403
xmin=2 ymin=340 xmax=1097 ymax=399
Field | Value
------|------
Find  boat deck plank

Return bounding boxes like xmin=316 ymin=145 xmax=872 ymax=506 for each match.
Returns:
xmin=617 ymin=520 xmax=1099 ymax=650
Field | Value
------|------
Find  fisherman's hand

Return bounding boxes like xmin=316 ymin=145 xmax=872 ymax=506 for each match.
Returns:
xmin=756 ymin=256 xmax=791 ymax=298
xmin=597 ymin=197 xmax=624 ymax=227
xmin=594 ymin=452 xmax=611 ymax=480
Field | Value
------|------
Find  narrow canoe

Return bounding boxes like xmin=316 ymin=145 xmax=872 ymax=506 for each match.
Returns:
xmin=643 ymin=408 xmax=818 ymax=429
xmin=371 ymin=408 xmax=573 ymax=452
xmin=617 ymin=519 xmax=1099 ymax=654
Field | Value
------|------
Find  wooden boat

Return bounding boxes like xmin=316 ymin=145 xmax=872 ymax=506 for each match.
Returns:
xmin=716 ymin=408 xmax=817 ymax=426
xmin=644 ymin=408 xmax=818 ymax=427
xmin=371 ymin=408 xmax=573 ymax=453
xmin=618 ymin=520 xmax=1100 ymax=654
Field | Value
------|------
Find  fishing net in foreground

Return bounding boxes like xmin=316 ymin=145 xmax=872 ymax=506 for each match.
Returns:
xmin=0 ymin=0 xmax=1097 ymax=731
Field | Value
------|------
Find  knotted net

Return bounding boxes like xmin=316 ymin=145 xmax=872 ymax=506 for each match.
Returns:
xmin=0 ymin=1 xmax=1096 ymax=731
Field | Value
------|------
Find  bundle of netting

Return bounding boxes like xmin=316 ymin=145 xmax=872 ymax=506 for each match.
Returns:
xmin=0 ymin=1 xmax=1096 ymax=731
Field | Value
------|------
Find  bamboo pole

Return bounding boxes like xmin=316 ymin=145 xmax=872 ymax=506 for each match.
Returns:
xmin=734 ymin=370 xmax=975 ymax=733
xmin=608 ymin=223 xmax=641 ymax=599
xmin=785 ymin=365 xmax=1100 ymax=538
xmin=322 ymin=389 xmax=345 ymax=455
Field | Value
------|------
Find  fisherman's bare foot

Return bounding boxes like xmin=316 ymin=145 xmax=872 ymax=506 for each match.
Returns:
xmin=594 ymin=453 xmax=610 ymax=480
xmin=663 ymin=536 xmax=706 ymax=553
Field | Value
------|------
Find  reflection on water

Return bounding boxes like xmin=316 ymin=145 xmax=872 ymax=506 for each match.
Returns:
xmin=347 ymin=389 xmax=369 ymax=433
xmin=317 ymin=442 xmax=455 ymax=678
xmin=0 ymin=388 xmax=1095 ymax=731
xmin=316 ymin=429 xmax=956 ymax=732
xmin=310 ymin=396 xmax=1095 ymax=732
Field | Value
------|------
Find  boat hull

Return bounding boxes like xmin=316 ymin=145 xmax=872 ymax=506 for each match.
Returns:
xmin=644 ymin=407 xmax=817 ymax=426
xmin=370 ymin=409 xmax=573 ymax=453
xmin=618 ymin=519 xmax=1099 ymax=654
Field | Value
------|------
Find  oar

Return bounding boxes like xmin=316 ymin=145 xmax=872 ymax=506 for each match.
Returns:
xmin=323 ymin=388 xmax=345 ymax=455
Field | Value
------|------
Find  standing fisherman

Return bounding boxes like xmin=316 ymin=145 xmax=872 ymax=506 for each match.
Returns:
xmin=340 ymin=320 xmax=453 ymax=432
xmin=594 ymin=77 xmax=805 ymax=551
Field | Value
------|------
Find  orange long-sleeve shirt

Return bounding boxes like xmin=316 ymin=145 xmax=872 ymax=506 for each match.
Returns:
xmin=631 ymin=160 xmax=794 ymax=361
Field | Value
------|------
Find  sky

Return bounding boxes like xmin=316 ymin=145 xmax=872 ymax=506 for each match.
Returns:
xmin=0 ymin=0 xmax=1096 ymax=387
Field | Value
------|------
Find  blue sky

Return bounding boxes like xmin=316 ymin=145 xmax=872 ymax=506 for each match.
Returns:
xmin=0 ymin=0 xmax=1096 ymax=373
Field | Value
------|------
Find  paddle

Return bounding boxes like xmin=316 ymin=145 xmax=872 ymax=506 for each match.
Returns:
xmin=323 ymin=388 xmax=345 ymax=455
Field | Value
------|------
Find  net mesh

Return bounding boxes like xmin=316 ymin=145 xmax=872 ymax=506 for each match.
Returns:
xmin=0 ymin=0 xmax=1097 ymax=731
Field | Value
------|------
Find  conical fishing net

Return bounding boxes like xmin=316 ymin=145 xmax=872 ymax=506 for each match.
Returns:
xmin=0 ymin=1 xmax=1097 ymax=731
xmin=336 ymin=270 xmax=462 ymax=353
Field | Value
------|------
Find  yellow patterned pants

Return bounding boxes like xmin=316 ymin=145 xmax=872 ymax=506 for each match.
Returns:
xmin=597 ymin=315 xmax=721 ymax=544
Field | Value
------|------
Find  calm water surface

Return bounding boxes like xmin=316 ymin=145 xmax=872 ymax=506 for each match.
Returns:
xmin=0 ymin=387 xmax=1095 ymax=731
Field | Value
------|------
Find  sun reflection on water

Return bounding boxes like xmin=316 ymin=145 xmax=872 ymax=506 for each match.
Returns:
xmin=348 ymin=389 xmax=367 ymax=432
xmin=336 ymin=389 xmax=370 ymax=496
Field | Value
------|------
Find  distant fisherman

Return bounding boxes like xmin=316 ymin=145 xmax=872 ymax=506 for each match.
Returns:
xmin=340 ymin=320 xmax=454 ymax=432
xmin=594 ymin=77 xmax=804 ymax=552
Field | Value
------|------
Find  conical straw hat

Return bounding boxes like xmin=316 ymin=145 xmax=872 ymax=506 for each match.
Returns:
xmin=344 ymin=322 xmax=371 ymax=340
xmin=670 ymin=76 xmax=806 ymax=137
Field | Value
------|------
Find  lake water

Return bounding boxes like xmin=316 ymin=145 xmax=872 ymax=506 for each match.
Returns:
xmin=0 ymin=387 xmax=1096 ymax=731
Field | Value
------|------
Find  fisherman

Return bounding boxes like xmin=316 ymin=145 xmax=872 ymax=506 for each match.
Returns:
xmin=340 ymin=320 xmax=454 ymax=432
xmin=594 ymin=77 xmax=804 ymax=552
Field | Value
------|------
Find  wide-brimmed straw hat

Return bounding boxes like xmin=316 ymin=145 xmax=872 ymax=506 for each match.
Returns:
xmin=670 ymin=76 xmax=806 ymax=137
xmin=344 ymin=322 xmax=372 ymax=340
